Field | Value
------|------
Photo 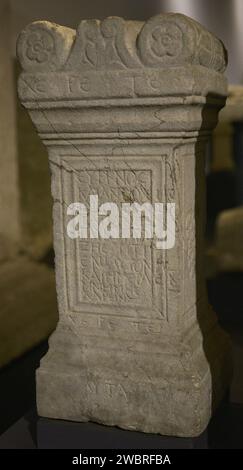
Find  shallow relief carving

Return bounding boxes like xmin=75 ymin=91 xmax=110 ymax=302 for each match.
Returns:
xmin=17 ymin=14 xmax=227 ymax=73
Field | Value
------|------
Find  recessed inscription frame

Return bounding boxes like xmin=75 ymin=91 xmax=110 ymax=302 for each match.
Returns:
xmin=48 ymin=142 xmax=203 ymax=341
xmin=52 ymin=153 xmax=171 ymax=323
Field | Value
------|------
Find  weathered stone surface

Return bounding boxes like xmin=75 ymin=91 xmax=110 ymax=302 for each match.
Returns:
xmin=17 ymin=13 xmax=232 ymax=437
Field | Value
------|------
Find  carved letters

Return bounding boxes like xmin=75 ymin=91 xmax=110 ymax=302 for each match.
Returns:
xmin=59 ymin=155 xmax=168 ymax=320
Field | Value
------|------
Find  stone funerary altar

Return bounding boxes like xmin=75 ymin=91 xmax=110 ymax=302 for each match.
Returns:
xmin=17 ymin=13 xmax=231 ymax=437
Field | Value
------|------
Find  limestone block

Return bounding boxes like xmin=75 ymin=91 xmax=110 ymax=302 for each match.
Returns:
xmin=17 ymin=13 xmax=232 ymax=437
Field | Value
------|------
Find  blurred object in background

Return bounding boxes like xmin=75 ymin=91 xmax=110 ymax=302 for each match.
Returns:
xmin=0 ymin=0 xmax=19 ymax=261
xmin=211 ymin=122 xmax=234 ymax=174
xmin=207 ymin=85 xmax=243 ymax=241
xmin=221 ymin=86 xmax=243 ymax=206
xmin=233 ymin=120 xmax=243 ymax=206
xmin=215 ymin=206 xmax=243 ymax=272
xmin=0 ymin=256 xmax=57 ymax=369
xmin=15 ymin=62 xmax=52 ymax=260
xmin=210 ymin=87 xmax=243 ymax=274
xmin=206 ymin=170 xmax=236 ymax=243
xmin=0 ymin=0 xmax=52 ymax=261
xmin=0 ymin=0 xmax=57 ymax=373
xmin=207 ymin=86 xmax=243 ymax=274
xmin=207 ymin=84 xmax=243 ymax=407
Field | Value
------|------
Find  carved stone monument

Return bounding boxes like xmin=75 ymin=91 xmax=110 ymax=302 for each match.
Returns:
xmin=17 ymin=13 xmax=232 ymax=437
xmin=215 ymin=206 xmax=243 ymax=272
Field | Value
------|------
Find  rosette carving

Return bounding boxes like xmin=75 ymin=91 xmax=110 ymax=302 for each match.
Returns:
xmin=17 ymin=14 xmax=227 ymax=73
xmin=137 ymin=14 xmax=227 ymax=72
xmin=17 ymin=21 xmax=75 ymax=71
xmin=25 ymin=30 xmax=54 ymax=64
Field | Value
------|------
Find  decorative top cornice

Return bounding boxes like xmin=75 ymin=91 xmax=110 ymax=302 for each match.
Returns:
xmin=17 ymin=14 xmax=228 ymax=109
xmin=17 ymin=13 xmax=227 ymax=73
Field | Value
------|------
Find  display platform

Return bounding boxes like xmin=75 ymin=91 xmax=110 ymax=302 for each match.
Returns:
xmin=37 ymin=417 xmax=208 ymax=449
